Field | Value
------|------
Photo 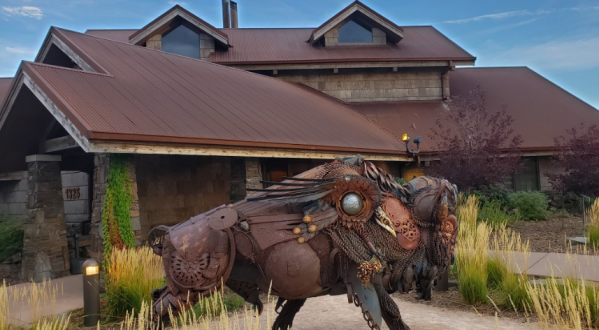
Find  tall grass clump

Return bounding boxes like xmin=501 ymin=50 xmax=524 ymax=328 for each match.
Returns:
xmin=527 ymin=275 xmax=599 ymax=329
xmin=489 ymin=226 xmax=531 ymax=311
xmin=587 ymin=199 xmax=599 ymax=249
xmin=118 ymin=288 xmax=276 ymax=330
xmin=105 ymin=246 xmax=165 ymax=318
xmin=0 ymin=280 xmax=8 ymax=330
xmin=455 ymin=195 xmax=491 ymax=304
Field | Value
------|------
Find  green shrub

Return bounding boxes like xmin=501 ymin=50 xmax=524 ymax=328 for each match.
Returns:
xmin=478 ymin=201 xmax=514 ymax=229
xmin=0 ymin=217 xmax=24 ymax=263
xmin=507 ymin=191 xmax=550 ymax=221
xmin=478 ymin=184 xmax=511 ymax=208
xmin=589 ymin=225 xmax=599 ymax=249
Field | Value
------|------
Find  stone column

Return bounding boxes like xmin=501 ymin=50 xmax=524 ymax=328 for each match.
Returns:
xmin=90 ymin=154 xmax=109 ymax=261
xmin=127 ymin=159 xmax=141 ymax=245
xmin=22 ymin=155 xmax=70 ymax=281
xmin=229 ymin=157 xmax=263 ymax=200
xmin=245 ymin=158 xmax=263 ymax=193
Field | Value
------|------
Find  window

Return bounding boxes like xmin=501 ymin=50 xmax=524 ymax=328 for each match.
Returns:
xmin=512 ymin=158 xmax=540 ymax=191
xmin=162 ymin=24 xmax=200 ymax=59
xmin=338 ymin=20 xmax=372 ymax=44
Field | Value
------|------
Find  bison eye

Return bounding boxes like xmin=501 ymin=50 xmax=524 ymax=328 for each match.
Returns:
xmin=341 ymin=192 xmax=364 ymax=216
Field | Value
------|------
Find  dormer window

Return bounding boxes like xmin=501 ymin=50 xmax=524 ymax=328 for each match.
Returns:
xmin=162 ymin=24 xmax=201 ymax=59
xmin=338 ymin=20 xmax=372 ymax=44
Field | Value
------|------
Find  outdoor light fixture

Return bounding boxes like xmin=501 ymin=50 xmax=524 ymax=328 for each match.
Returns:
xmin=82 ymin=259 xmax=100 ymax=326
xmin=402 ymin=133 xmax=421 ymax=158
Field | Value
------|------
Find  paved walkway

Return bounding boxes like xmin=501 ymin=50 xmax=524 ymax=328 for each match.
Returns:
xmin=7 ymin=274 xmax=82 ymax=326
xmin=236 ymin=295 xmax=531 ymax=330
xmin=491 ymin=251 xmax=599 ymax=281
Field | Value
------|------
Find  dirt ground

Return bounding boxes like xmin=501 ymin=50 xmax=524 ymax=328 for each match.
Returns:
xmin=511 ymin=216 xmax=594 ymax=254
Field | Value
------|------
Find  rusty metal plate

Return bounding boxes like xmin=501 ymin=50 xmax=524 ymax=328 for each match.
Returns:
xmin=208 ymin=207 xmax=239 ymax=230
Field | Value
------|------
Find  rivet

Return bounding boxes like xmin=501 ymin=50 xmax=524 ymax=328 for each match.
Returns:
xmin=293 ymin=227 xmax=302 ymax=235
xmin=308 ymin=224 xmax=317 ymax=233
xmin=297 ymin=237 xmax=305 ymax=244
xmin=303 ymin=215 xmax=313 ymax=223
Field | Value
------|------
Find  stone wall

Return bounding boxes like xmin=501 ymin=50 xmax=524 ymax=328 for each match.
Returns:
xmin=22 ymin=158 xmax=70 ymax=281
xmin=0 ymin=176 xmax=28 ymax=220
xmin=135 ymin=155 xmax=232 ymax=242
xmin=277 ymin=68 xmax=443 ymax=102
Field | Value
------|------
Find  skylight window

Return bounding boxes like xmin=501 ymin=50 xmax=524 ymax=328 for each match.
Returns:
xmin=338 ymin=20 xmax=372 ymax=44
xmin=162 ymin=24 xmax=200 ymax=59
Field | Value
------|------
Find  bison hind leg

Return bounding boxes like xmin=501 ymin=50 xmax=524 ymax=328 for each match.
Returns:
xmin=374 ymin=283 xmax=411 ymax=330
xmin=272 ymin=298 xmax=307 ymax=330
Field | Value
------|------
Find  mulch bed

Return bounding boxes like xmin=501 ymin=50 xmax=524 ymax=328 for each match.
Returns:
xmin=510 ymin=216 xmax=595 ymax=254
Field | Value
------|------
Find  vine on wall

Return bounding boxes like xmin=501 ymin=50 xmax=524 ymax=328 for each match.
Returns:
xmin=102 ymin=154 xmax=135 ymax=265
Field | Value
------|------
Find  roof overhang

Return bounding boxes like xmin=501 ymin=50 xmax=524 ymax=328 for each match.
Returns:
xmin=309 ymin=1 xmax=404 ymax=45
xmin=1 ymin=63 xmax=408 ymax=161
xmin=129 ymin=5 xmax=229 ymax=48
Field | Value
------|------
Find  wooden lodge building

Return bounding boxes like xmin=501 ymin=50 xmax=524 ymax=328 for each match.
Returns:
xmin=1 ymin=1 xmax=598 ymax=280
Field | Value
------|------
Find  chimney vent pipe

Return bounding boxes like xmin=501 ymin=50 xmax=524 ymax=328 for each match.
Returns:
xmin=231 ymin=1 xmax=238 ymax=28
xmin=222 ymin=0 xmax=231 ymax=28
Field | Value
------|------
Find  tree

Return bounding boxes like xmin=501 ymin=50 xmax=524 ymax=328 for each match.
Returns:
xmin=547 ymin=124 xmax=599 ymax=197
xmin=428 ymin=86 xmax=523 ymax=190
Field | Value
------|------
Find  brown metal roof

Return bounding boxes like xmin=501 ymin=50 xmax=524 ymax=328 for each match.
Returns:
xmin=22 ymin=28 xmax=403 ymax=154
xmin=85 ymin=29 xmax=137 ymax=42
xmin=352 ymin=67 xmax=599 ymax=152
xmin=210 ymin=26 xmax=475 ymax=65
xmin=0 ymin=78 xmax=14 ymax=104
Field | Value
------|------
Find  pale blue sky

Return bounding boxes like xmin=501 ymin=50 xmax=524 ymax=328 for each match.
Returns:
xmin=1 ymin=0 xmax=598 ymax=109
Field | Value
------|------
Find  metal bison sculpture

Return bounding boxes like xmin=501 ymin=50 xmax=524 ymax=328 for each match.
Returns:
xmin=149 ymin=156 xmax=458 ymax=330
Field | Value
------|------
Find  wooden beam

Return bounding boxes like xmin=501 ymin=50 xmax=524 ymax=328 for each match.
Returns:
xmin=0 ymin=171 xmax=27 ymax=181
xmin=41 ymin=135 xmax=79 ymax=153
xmin=230 ymin=60 xmax=473 ymax=72
xmin=88 ymin=140 xmax=412 ymax=162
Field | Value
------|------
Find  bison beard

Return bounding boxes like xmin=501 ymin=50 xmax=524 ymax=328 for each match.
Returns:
xmin=149 ymin=156 xmax=459 ymax=329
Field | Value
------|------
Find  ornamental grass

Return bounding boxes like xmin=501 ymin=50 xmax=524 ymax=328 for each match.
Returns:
xmin=526 ymin=275 xmax=599 ymax=329
xmin=455 ymin=194 xmax=490 ymax=304
xmin=588 ymin=199 xmax=599 ymax=249
xmin=105 ymin=246 xmax=165 ymax=319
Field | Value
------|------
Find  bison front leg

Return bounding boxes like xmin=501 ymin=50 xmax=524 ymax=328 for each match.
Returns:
xmin=272 ymin=298 xmax=307 ymax=330
xmin=374 ymin=283 xmax=410 ymax=330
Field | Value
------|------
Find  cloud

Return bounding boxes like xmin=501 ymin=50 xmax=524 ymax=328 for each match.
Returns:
xmin=2 ymin=6 xmax=43 ymax=20
xmin=483 ymin=38 xmax=599 ymax=71
xmin=5 ymin=46 xmax=36 ymax=55
xmin=444 ymin=6 xmax=599 ymax=24
xmin=444 ymin=10 xmax=531 ymax=24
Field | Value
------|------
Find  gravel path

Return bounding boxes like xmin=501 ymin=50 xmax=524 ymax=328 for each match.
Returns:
xmin=245 ymin=295 xmax=533 ymax=330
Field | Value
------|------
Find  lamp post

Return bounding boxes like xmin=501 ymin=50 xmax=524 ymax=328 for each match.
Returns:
xmin=401 ymin=133 xmax=421 ymax=158
xmin=82 ymin=259 xmax=100 ymax=327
